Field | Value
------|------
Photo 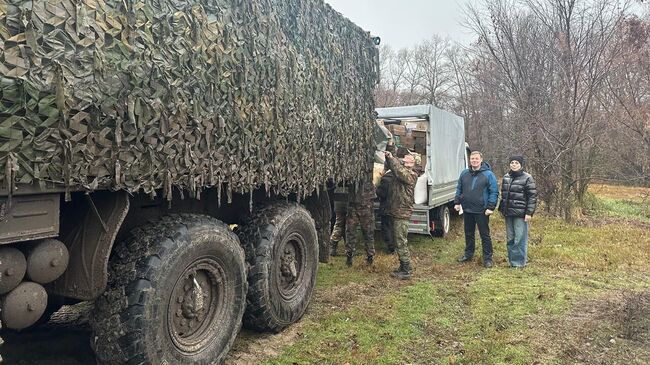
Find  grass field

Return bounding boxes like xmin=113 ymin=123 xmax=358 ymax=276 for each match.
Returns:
xmin=262 ymin=185 xmax=650 ymax=365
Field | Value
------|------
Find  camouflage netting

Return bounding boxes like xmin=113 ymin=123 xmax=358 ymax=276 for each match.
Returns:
xmin=0 ymin=0 xmax=378 ymax=201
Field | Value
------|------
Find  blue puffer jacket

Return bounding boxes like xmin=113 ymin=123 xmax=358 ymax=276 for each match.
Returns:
xmin=454 ymin=162 xmax=499 ymax=214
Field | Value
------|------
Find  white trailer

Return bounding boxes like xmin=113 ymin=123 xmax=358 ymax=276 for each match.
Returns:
xmin=376 ymin=105 xmax=468 ymax=237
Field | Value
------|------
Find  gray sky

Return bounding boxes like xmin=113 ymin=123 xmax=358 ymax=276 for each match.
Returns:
xmin=325 ymin=0 xmax=476 ymax=50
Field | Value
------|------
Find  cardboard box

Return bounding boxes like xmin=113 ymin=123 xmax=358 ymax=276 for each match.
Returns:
xmin=400 ymin=135 xmax=415 ymax=149
xmin=412 ymin=129 xmax=426 ymax=139
xmin=388 ymin=124 xmax=406 ymax=136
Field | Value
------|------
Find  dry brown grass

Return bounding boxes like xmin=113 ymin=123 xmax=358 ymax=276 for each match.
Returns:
xmin=588 ymin=184 xmax=650 ymax=202
xmin=531 ymin=290 xmax=650 ymax=365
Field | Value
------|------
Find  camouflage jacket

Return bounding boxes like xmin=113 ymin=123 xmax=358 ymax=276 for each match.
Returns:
xmin=385 ymin=156 xmax=417 ymax=220
xmin=347 ymin=175 xmax=376 ymax=211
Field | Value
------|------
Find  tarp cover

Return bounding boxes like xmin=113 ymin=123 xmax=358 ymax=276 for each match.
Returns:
xmin=376 ymin=105 xmax=466 ymax=187
xmin=0 ymin=0 xmax=378 ymax=200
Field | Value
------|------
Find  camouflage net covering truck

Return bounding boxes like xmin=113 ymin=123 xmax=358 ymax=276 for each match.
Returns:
xmin=0 ymin=0 xmax=378 ymax=363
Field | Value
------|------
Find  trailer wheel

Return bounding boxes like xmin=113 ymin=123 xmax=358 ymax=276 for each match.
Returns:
xmin=238 ymin=202 xmax=318 ymax=332
xmin=433 ymin=205 xmax=451 ymax=237
xmin=91 ymin=215 xmax=247 ymax=365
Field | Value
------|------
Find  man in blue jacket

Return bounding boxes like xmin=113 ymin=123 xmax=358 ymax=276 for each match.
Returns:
xmin=454 ymin=151 xmax=499 ymax=268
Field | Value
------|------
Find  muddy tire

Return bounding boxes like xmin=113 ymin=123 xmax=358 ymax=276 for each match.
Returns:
xmin=238 ymin=202 xmax=318 ymax=332
xmin=91 ymin=214 xmax=247 ymax=365
xmin=433 ymin=205 xmax=451 ymax=237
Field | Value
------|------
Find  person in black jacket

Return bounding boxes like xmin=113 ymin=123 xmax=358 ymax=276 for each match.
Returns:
xmin=376 ymin=169 xmax=396 ymax=253
xmin=499 ymin=155 xmax=537 ymax=268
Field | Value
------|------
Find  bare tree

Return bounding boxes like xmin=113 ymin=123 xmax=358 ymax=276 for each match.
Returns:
xmin=415 ymin=35 xmax=452 ymax=107
xmin=375 ymin=45 xmax=405 ymax=107
xmin=464 ymin=0 xmax=630 ymax=219
xmin=599 ymin=15 xmax=650 ymax=185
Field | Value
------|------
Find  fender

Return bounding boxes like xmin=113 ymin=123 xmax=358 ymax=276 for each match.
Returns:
xmin=50 ymin=191 xmax=129 ymax=300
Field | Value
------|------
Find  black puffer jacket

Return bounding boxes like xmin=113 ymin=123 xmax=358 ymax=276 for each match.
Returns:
xmin=499 ymin=170 xmax=537 ymax=217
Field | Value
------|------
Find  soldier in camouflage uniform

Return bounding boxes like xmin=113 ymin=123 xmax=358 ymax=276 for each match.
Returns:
xmin=344 ymin=173 xmax=376 ymax=266
xmin=329 ymin=185 xmax=348 ymax=256
xmin=384 ymin=151 xmax=418 ymax=280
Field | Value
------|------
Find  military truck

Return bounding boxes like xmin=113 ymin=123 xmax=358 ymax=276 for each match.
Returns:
xmin=0 ymin=0 xmax=379 ymax=363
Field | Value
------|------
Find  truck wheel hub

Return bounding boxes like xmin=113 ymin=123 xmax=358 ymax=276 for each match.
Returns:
xmin=168 ymin=258 xmax=224 ymax=353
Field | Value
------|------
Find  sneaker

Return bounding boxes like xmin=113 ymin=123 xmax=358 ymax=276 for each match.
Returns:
xmin=457 ymin=255 xmax=473 ymax=263
xmin=483 ymin=260 xmax=493 ymax=268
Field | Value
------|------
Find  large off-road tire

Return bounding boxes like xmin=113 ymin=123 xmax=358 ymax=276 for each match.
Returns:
xmin=91 ymin=214 xmax=247 ymax=365
xmin=238 ymin=202 xmax=318 ymax=332
xmin=433 ymin=205 xmax=451 ymax=237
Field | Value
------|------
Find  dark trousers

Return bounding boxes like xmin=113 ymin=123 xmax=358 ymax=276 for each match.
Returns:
xmin=380 ymin=214 xmax=395 ymax=251
xmin=463 ymin=213 xmax=493 ymax=261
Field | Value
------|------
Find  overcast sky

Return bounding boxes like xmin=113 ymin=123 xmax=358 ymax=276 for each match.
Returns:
xmin=325 ymin=1 xmax=649 ymax=50
xmin=324 ymin=0 xmax=476 ymax=50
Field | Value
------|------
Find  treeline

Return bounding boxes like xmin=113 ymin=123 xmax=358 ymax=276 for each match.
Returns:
xmin=376 ymin=0 xmax=649 ymax=219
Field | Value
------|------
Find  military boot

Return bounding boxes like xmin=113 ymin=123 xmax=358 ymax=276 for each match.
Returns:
xmin=392 ymin=261 xmax=405 ymax=274
xmin=366 ymin=255 xmax=374 ymax=265
xmin=345 ymin=254 xmax=353 ymax=267
xmin=390 ymin=261 xmax=412 ymax=280
xmin=330 ymin=240 xmax=339 ymax=256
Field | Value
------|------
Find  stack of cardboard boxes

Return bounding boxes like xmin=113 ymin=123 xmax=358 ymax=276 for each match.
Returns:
xmin=385 ymin=123 xmax=427 ymax=168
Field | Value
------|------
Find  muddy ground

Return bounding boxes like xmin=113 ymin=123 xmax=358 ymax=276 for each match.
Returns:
xmin=2 ymin=300 xmax=304 ymax=365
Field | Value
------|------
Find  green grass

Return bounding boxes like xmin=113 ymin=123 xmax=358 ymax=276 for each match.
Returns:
xmin=596 ymin=197 xmax=650 ymax=223
xmin=263 ymin=186 xmax=650 ymax=365
xmin=584 ymin=190 xmax=650 ymax=223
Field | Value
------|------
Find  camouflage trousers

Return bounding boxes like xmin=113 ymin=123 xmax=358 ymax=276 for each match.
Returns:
xmin=392 ymin=218 xmax=411 ymax=264
xmin=345 ymin=206 xmax=375 ymax=257
xmin=330 ymin=210 xmax=347 ymax=242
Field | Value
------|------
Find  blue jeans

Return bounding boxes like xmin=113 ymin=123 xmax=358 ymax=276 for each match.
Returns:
xmin=505 ymin=216 xmax=528 ymax=267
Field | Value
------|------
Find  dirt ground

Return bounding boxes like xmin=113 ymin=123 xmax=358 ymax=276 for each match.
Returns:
xmin=2 ymin=301 xmax=305 ymax=365
xmin=4 ymin=255 xmax=650 ymax=365
xmin=531 ymin=290 xmax=650 ymax=365
xmin=1 ymin=252 xmax=421 ymax=364
xmin=4 ymin=278 xmax=650 ymax=364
